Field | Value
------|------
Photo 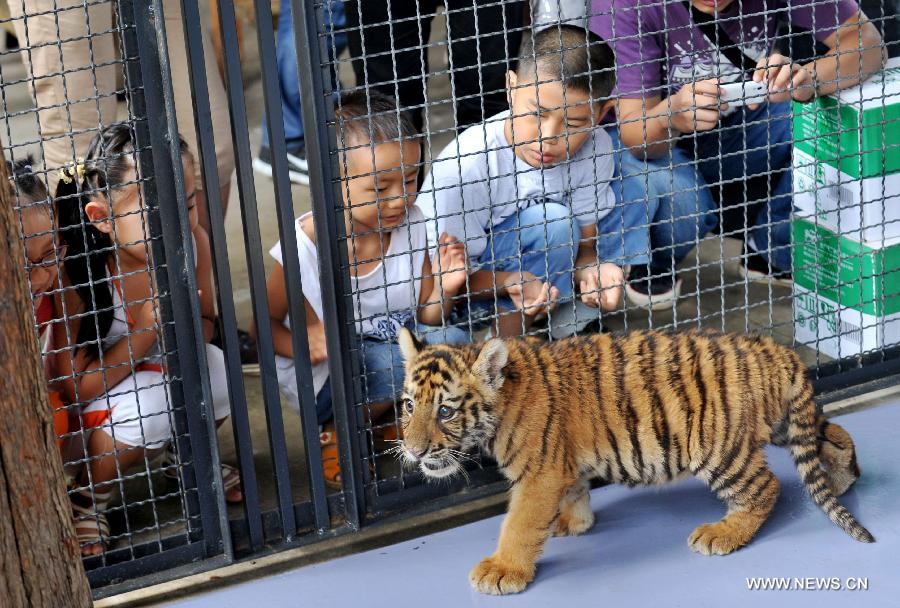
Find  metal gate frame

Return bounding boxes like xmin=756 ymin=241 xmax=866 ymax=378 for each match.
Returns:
xmin=86 ymin=0 xmax=231 ymax=595
xmin=85 ymin=0 xmax=900 ymax=598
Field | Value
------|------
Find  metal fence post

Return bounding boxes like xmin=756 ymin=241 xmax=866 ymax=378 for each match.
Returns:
xmin=291 ymin=0 xmax=367 ymax=527
xmin=175 ymin=0 xmax=265 ymax=549
xmin=126 ymin=0 xmax=229 ymax=558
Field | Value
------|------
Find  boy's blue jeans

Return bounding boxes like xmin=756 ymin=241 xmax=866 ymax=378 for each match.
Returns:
xmin=315 ymin=322 xmax=468 ymax=423
xmin=260 ymin=0 xmax=347 ymax=153
xmin=459 ymin=197 xmax=652 ymax=318
xmin=610 ymin=101 xmax=794 ymax=273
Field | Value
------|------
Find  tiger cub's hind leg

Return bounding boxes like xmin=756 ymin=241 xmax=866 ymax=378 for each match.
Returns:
xmin=553 ymin=476 xmax=594 ymax=537
xmin=817 ymin=417 xmax=861 ymax=497
xmin=689 ymin=449 xmax=780 ymax=556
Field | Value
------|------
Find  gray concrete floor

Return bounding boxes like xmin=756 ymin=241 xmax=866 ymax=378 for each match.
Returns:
xmin=0 ymin=13 xmax=831 ymax=557
xmin=163 ymin=396 xmax=900 ymax=608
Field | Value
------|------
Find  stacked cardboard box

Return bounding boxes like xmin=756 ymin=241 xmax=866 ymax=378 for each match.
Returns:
xmin=792 ymin=58 xmax=900 ymax=359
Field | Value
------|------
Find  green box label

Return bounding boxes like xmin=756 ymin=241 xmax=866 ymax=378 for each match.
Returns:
xmin=792 ymin=218 xmax=900 ymax=316
xmin=793 ymin=97 xmax=900 ymax=179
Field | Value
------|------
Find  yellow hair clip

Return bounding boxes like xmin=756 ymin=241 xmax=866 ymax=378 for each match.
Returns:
xmin=57 ymin=160 xmax=86 ymax=185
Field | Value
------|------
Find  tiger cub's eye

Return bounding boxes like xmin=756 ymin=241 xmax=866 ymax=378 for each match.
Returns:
xmin=438 ymin=405 xmax=454 ymax=420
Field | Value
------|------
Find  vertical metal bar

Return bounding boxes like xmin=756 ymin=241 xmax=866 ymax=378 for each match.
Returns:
xmin=213 ymin=0 xmax=297 ymax=538
xmin=128 ymin=0 xmax=228 ymax=557
xmin=292 ymin=0 xmax=366 ymax=527
xmin=176 ymin=0 xmax=265 ymax=549
xmin=252 ymin=0 xmax=331 ymax=532
xmin=119 ymin=0 xmax=207 ymax=547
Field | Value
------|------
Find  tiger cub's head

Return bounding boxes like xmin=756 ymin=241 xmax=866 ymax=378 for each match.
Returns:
xmin=396 ymin=328 xmax=509 ymax=479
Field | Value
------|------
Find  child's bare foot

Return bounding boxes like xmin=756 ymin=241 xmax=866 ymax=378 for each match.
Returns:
xmin=221 ymin=463 xmax=243 ymax=503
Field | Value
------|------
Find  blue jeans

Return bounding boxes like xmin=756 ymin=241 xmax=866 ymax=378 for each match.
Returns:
xmin=315 ymin=322 xmax=469 ymax=423
xmin=472 ymin=203 xmax=580 ymax=311
xmin=260 ymin=0 xmax=347 ymax=153
xmin=612 ymin=101 xmax=794 ymax=272
xmin=457 ymin=199 xmax=650 ymax=322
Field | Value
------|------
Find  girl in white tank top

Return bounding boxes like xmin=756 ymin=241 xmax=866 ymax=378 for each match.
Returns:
xmin=54 ymin=125 xmax=239 ymax=556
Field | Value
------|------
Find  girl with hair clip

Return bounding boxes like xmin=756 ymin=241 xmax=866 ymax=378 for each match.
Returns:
xmin=7 ymin=156 xmax=70 ymax=444
xmin=53 ymin=124 xmax=241 ymax=556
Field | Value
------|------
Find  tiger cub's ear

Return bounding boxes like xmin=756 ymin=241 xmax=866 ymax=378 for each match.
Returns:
xmin=473 ymin=338 xmax=508 ymax=392
xmin=398 ymin=327 xmax=424 ymax=362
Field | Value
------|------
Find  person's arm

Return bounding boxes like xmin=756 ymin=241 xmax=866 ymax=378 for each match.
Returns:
xmin=192 ymin=226 xmax=217 ymax=341
xmin=54 ymin=285 xmax=160 ymax=404
xmin=573 ymin=223 xmax=599 ymax=285
xmin=467 ymin=268 xmax=558 ymax=318
xmin=753 ymin=12 xmax=884 ymax=104
xmin=571 ymin=224 xmax=625 ymax=311
xmin=261 ymin=262 xmax=327 ymax=365
xmin=418 ymin=233 xmax=467 ymax=326
xmin=616 ymin=82 xmax=726 ymax=158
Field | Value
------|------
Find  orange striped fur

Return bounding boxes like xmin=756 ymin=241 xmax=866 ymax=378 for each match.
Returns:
xmin=397 ymin=328 xmax=872 ymax=595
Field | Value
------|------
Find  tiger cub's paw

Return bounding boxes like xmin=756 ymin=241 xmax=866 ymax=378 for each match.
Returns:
xmin=688 ymin=521 xmax=751 ymax=556
xmin=553 ymin=502 xmax=595 ymax=536
xmin=469 ymin=556 xmax=533 ymax=595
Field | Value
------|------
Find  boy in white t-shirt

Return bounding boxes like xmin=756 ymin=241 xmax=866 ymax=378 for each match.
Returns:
xmin=264 ymin=91 xmax=469 ymax=488
xmin=416 ymin=25 xmax=653 ymax=335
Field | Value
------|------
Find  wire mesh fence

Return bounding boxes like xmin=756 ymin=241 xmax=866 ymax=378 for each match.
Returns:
xmin=1 ymin=0 xmax=228 ymax=591
xmin=1 ymin=0 xmax=899 ymax=597
xmin=324 ymin=0 xmax=899 ymax=505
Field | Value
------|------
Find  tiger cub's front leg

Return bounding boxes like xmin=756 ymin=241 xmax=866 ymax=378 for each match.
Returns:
xmin=469 ymin=476 xmax=572 ymax=595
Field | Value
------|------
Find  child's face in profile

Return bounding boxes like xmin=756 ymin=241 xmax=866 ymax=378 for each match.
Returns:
xmin=86 ymin=154 xmax=198 ymax=265
xmin=22 ymin=203 xmax=61 ymax=297
xmin=506 ymin=69 xmax=607 ymax=169
xmin=86 ymin=169 xmax=149 ymax=263
xmin=341 ymin=138 xmax=421 ymax=234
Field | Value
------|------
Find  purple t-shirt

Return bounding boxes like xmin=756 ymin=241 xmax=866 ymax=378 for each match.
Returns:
xmin=590 ymin=0 xmax=858 ymax=98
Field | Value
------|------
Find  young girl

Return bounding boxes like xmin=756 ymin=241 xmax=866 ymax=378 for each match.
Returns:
xmin=264 ymin=91 xmax=469 ymax=489
xmin=8 ymin=157 xmax=69 ymax=444
xmin=54 ymin=124 xmax=240 ymax=556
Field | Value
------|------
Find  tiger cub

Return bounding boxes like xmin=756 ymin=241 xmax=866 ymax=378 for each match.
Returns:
xmin=396 ymin=328 xmax=872 ymax=595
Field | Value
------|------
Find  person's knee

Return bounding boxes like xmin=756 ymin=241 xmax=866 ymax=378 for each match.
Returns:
xmin=139 ymin=411 xmax=175 ymax=448
xmin=205 ymin=344 xmax=231 ymax=421
xmin=421 ymin=325 xmax=470 ymax=346
xmin=359 ymin=344 xmax=403 ymax=403
xmin=107 ymin=409 xmax=172 ymax=449
xmin=535 ymin=203 xmax=579 ymax=249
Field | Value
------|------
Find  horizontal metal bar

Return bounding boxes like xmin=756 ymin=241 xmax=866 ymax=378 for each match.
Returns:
xmin=90 ymin=550 xmax=230 ymax=600
xmin=366 ymin=468 xmax=506 ymax=517
xmin=812 ymin=345 xmax=900 ymax=397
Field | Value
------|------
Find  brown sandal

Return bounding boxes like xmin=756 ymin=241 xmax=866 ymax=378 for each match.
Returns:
xmin=374 ymin=422 xmax=403 ymax=443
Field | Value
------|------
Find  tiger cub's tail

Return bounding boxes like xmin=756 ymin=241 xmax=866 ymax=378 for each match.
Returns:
xmin=786 ymin=377 xmax=874 ymax=543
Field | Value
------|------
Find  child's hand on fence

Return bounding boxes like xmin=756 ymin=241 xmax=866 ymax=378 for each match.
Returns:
xmin=753 ymin=54 xmax=814 ymax=105
xmin=579 ymin=263 xmax=624 ymax=311
xmin=505 ymin=272 xmax=558 ymax=318
xmin=308 ymin=321 xmax=328 ymax=365
xmin=435 ymin=232 xmax=468 ymax=295
xmin=669 ymin=79 xmax=726 ymax=133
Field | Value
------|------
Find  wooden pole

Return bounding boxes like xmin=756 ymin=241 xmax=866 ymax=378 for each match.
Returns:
xmin=0 ymin=151 xmax=92 ymax=606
